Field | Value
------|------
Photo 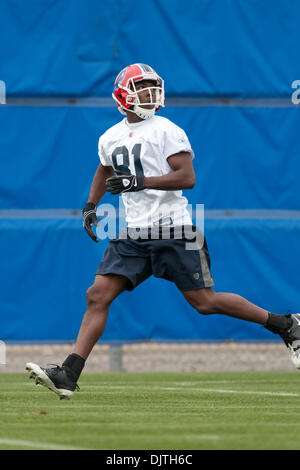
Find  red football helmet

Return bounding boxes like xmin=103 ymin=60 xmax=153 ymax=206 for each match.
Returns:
xmin=112 ymin=63 xmax=165 ymax=120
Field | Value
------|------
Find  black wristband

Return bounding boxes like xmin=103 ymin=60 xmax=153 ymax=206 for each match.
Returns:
xmin=136 ymin=175 xmax=145 ymax=190
xmin=83 ymin=202 xmax=96 ymax=211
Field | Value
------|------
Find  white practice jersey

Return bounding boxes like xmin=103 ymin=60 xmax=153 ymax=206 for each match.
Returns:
xmin=98 ymin=115 xmax=194 ymax=228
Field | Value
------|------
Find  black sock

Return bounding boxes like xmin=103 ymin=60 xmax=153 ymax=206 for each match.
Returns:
xmin=62 ymin=353 xmax=85 ymax=382
xmin=264 ymin=312 xmax=293 ymax=335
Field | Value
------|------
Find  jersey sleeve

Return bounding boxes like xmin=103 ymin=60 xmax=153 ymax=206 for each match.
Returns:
xmin=98 ymin=135 xmax=112 ymax=166
xmin=162 ymin=122 xmax=195 ymax=160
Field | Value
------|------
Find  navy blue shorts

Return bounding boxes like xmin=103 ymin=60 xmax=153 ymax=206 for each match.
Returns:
xmin=96 ymin=226 xmax=215 ymax=291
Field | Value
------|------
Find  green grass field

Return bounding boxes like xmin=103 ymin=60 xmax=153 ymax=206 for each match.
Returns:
xmin=1 ymin=371 xmax=300 ymax=450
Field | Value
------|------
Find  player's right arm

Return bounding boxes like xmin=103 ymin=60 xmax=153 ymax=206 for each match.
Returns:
xmin=82 ymin=164 xmax=114 ymax=242
xmin=86 ymin=163 xmax=114 ymax=206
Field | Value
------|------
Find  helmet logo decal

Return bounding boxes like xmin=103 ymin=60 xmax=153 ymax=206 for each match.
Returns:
xmin=115 ymin=69 xmax=126 ymax=89
xmin=137 ymin=63 xmax=154 ymax=73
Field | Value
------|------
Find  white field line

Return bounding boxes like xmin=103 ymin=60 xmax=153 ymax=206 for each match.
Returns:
xmin=159 ymin=387 xmax=300 ymax=397
xmin=0 ymin=438 xmax=83 ymax=450
xmin=19 ymin=382 xmax=300 ymax=398
xmin=44 ymin=383 xmax=300 ymax=398
xmin=182 ymin=434 xmax=220 ymax=440
xmin=54 ymin=384 xmax=300 ymax=398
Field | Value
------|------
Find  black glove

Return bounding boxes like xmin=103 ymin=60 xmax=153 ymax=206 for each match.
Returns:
xmin=82 ymin=202 xmax=98 ymax=242
xmin=105 ymin=172 xmax=144 ymax=194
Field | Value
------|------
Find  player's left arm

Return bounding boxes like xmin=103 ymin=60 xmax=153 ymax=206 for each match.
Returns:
xmin=144 ymin=152 xmax=195 ymax=190
xmin=105 ymin=152 xmax=195 ymax=194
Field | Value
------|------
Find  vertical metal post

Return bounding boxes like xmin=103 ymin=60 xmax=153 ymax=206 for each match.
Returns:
xmin=109 ymin=344 xmax=123 ymax=371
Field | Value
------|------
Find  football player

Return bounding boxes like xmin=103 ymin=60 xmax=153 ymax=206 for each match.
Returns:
xmin=26 ymin=63 xmax=300 ymax=399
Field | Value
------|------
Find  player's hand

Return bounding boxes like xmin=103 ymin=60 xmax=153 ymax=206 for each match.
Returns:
xmin=105 ymin=172 xmax=144 ymax=194
xmin=82 ymin=202 xmax=99 ymax=242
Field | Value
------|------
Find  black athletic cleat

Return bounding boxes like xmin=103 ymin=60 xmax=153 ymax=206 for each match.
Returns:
xmin=279 ymin=314 xmax=300 ymax=369
xmin=25 ymin=362 xmax=79 ymax=400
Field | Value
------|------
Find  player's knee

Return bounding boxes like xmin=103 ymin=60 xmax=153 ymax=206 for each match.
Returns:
xmin=187 ymin=291 xmax=216 ymax=315
xmin=86 ymin=285 xmax=111 ymax=311
xmin=194 ymin=302 xmax=213 ymax=315
xmin=196 ymin=294 xmax=219 ymax=315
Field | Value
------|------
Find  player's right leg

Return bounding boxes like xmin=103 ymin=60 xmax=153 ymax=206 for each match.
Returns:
xmin=26 ymin=274 xmax=130 ymax=399
xmin=74 ymin=273 xmax=130 ymax=359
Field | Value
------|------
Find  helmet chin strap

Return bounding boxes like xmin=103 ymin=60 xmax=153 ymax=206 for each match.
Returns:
xmin=133 ymin=104 xmax=156 ymax=120
xmin=118 ymin=104 xmax=155 ymax=120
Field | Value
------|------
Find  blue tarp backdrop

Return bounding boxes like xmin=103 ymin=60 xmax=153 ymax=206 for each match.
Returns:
xmin=0 ymin=0 xmax=300 ymax=98
xmin=0 ymin=0 xmax=300 ymax=342
xmin=1 ymin=105 xmax=300 ymax=210
xmin=1 ymin=216 xmax=300 ymax=342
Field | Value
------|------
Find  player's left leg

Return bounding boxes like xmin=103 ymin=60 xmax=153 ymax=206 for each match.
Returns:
xmin=181 ymin=287 xmax=269 ymax=324
xmin=151 ymin=225 xmax=300 ymax=368
xmin=181 ymin=287 xmax=300 ymax=368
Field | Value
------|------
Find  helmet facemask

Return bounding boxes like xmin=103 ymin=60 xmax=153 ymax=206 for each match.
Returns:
xmin=126 ymin=78 xmax=165 ymax=120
